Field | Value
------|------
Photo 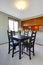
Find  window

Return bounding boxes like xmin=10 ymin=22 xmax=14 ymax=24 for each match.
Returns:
xmin=8 ymin=18 xmax=18 ymax=32
xmin=13 ymin=21 xmax=18 ymax=32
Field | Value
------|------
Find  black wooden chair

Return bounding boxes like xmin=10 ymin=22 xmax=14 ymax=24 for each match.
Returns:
xmin=7 ymin=30 xmax=19 ymax=57
xmin=22 ymin=31 xmax=37 ymax=60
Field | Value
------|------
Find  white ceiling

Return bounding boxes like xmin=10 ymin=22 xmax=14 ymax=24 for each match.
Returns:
xmin=0 ymin=0 xmax=43 ymax=20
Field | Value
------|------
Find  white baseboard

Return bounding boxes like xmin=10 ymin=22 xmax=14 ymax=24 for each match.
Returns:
xmin=0 ymin=42 xmax=8 ymax=45
xmin=35 ymin=43 xmax=43 ymax=46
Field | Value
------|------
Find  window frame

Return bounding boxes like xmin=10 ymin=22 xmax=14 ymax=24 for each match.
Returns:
xmin=8 ymin=17 xmax=19 ymax=32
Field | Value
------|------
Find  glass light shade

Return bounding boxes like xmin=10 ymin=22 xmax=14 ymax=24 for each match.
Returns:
xmin=14 ymin=0 xmax=28 ymax=10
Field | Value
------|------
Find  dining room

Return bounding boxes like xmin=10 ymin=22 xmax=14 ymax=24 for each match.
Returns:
xmin=0 ymin=0 xmax=43 ymax=65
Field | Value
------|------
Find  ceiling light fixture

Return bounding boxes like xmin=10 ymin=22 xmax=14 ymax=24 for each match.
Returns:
xmin=14 ymin=0 xmax=28 ymax=10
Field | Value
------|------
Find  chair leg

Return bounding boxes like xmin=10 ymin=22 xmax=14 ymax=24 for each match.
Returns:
xmin=33 ymin=46 xmax=35 ymax=56
xmin=29 ymin=48 xmax=31 ymax=60
xmin=12 ymin=46 xmax=14 ymax=57
xmin=22 ymin=45 xmax=23 ymax=54
xmin=8 ymin=44 xmax=10 ymax=54
xmin=27 ymin=47 xmax=28 ymax=51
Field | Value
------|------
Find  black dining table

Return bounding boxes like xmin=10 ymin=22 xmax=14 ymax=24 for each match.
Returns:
xmin=13 ymin=34 xmax=30 ymax=59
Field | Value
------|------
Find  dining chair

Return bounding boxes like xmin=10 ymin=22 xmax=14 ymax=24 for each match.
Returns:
xmin=22 ymin=31 xmax=37 ymax=60
xmin=7 ymin=30 xmax=19 ymax=57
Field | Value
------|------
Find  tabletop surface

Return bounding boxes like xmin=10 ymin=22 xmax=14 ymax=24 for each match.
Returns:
xmin=13 ymin=34 xmax=30 ymax=40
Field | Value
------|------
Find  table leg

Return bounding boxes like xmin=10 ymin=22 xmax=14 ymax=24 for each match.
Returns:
xmin=19 ymin=41 xmax=21 ymax=59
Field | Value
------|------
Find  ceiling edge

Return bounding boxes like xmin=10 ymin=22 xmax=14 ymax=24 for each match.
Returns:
xmin=21 ymin=14 xmax=43 ymax=21
xmin=0 ymin=11 xmax=21 ymax=21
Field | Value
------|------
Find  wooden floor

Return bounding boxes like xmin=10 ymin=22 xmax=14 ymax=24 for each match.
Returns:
xmin=0 ymin=44 xmax=43 ymax=65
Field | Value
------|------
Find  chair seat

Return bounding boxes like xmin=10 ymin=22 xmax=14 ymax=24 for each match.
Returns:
xmin=13 ymin=42 xmax=19 ymax=46
xmin=23 ymin=42 xmax=33 ymax=48
xmin=10 ymin=41 xmax=19 ymax=46
xmin=14 ymin=40 xmax=19 ymax=44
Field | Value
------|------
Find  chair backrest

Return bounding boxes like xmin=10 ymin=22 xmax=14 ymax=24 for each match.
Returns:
xmin=12 ymin=31 xmax=15 ymax=35
xmin=7 ymin=30 xmax=19 ymax=46
xmin=7 ymin=30 xmax=12 ymax=43
xmin=10 ymin=31 xmax=19 ymax=45
xmin=24 ymin=30 xmax=29 ymax=36
xmin=29 ymin=31 xmax=37 ymax=45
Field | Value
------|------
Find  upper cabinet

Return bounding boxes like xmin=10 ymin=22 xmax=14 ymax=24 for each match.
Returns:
xmin=21 ymin=16 xmax=43 ymax=27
